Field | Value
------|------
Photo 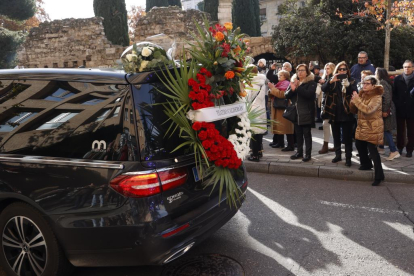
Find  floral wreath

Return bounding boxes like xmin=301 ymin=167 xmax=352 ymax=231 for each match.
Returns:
xmin=123 ymin=20 xmax=266 ymax=207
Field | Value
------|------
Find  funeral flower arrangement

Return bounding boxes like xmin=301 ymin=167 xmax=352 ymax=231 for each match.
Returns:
xmin=121 ymin=42 xmax=170 ymax=73
xmin=157 ymin=20 xmax=266 ymax=207
xmin=122 ymin=20 xmax=265 ymax=207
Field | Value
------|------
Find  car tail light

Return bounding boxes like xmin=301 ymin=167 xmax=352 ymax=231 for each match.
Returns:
xmin=110 ymin=167 xmax=188 ymax=198
xmin=159 ymin=167 xmax=188 ymax=191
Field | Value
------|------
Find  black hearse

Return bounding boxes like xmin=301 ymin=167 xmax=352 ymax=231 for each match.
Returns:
xmin=0 ymin=68 xmax=247 ymax=276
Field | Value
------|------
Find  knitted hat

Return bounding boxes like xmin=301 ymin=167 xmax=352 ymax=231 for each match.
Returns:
xmin=258 ymin=59 xmax=266 ymax=66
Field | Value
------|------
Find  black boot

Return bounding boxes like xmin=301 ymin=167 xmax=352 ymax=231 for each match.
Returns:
xmin=302 ymin=155 xmax=311 ymax=162
xmin=372 ymin=180 xmax=381 ymax=186
xmin=332 ymin=155 xmax=342 ymax=163
xmin=345 ymin=158 xmax=351 ymax=167
xmin=290 ymin=152 xmax=303 ymax=160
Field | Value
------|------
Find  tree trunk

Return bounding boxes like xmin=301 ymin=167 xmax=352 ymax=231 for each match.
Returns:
xmin=383 ymin=0 xmax=392 ymax=70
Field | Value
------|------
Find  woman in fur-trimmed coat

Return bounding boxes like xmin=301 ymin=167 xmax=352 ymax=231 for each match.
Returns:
xmin=350 ymin=75 xmax=384 ymax=186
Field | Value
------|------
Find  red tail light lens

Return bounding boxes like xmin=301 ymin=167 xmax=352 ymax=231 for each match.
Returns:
xmin=110 ymin=173 xmax=160 ymax=197
xmin=159 ymin=167 xmax=188 ymax=191
xmin=110 ymin=167 xmax=188 ymax=198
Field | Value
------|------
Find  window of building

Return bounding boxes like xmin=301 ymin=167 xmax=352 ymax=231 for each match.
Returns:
xmin=44 ymin=88 xmax=76 ymax=101
xmin=63 ymin=62 xmax=68 ymax=68
xmin=94 ymin=109 xmax=111 ymax=122
xmin=81 ymin=98 xmax=105 ymax=105
xmin=112 ymin=106 xmax=121 ymax=118
xmin=0 ymin=112 xmax=38 ymax=132
xmin=36 ymin=112 xmax=79 ymax=130
xmin=260 ymin=8 xmax=267 ymax=21
xmin=73 ymin=61 xmax=78 ymax=68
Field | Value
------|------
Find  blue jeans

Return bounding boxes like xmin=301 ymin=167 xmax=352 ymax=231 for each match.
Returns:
xmin=384 ymin=131 xmax=397 ymax=152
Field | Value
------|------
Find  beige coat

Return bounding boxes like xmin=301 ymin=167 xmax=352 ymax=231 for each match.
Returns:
xmin=269 ymin=85 xmax=294 ymax=135
xmin=350 ymin=85 xmax=384 ymax=145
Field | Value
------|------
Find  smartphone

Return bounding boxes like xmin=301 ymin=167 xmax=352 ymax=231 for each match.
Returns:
xmin=337 ymin=74 xmax=347 ymax=80
xmin=311 ymin=61 xmax=319 ymax=66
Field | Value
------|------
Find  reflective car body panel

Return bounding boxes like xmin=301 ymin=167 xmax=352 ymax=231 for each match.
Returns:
xmin=0 ymin=68 xmax=247 ymax=267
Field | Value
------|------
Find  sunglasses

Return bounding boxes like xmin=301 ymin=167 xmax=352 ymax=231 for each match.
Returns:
xmin=338 ymin=68 xmax=347 ymax=71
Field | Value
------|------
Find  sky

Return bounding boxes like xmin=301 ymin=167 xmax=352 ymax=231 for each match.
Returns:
xmin=43 ymin=0 xmax=146 ymax=20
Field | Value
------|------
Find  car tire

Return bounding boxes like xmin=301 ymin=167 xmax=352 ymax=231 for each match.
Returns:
xmin=0 ymin=202 xmax=73 ymax=276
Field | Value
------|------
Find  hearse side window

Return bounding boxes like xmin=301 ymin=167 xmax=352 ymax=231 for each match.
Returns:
xmin=0 ymin=79 xmax=138 ymax=161
xmin=0 ymin=112 xmax=38 ymax=132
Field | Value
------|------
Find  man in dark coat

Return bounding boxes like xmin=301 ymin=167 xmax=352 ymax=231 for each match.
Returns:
xmin=393 ymin=60 xmax=414 ymax=157
xmin=350 ymin=51 xmax=375 ymax=83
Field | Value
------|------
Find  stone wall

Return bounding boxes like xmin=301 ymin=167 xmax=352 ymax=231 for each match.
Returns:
xmin=17 ymin=17 xmax=126 ymax=69
xmin=17 ymin=7 xmax=275 ymax=69
xmin=133 ymin=7 xmax=212 ymax=58
xmin=248 ymin=37 xmax=275 ymax=57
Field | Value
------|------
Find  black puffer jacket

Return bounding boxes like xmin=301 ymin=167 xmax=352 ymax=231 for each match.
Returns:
xmin=393 ymin=74 xmax=414 ymax=119
xmin=285 ymin=73 xmax=317 ymax=126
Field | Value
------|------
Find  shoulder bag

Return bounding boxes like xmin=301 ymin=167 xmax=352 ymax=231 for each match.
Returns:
xmin=282 ymin=104 xmax=297 ymax=122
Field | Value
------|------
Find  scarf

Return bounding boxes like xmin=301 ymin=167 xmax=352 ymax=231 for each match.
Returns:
xmin=403 ymin=72 xmax=414 ymax=85
xmin=275 ymin=80 xmax=290 ymax=91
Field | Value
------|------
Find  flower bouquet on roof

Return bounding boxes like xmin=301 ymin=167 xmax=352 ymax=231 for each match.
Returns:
xmin=121 ymin=42 xmax=172 ymax=73
xmin=157 ymin=18 xmax=267 ymax=208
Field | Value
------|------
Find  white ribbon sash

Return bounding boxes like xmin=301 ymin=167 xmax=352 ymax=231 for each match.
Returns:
xmin=187 ymin=102 xmax=247 ymax=122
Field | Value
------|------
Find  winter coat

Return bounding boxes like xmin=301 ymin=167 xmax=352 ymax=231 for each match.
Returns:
xmin=380 ymin=80 xmax=396 ymax=132
xmin=350 ymin=60 xmax=375 ymax=83
xmin=321 ymin=76 xmax=357 ymax=122
xmin=248 ymin=73 xmax=267 ymax=134
xmin=269 ymin=80 xmax=294 ymax=135
xmin=350 ymin=85 xmax=384 ymax=145
xmin=392 ymin=74 xmax=414 ymax=119
xmin=285 ymin=73 xmax=317 ymax=126
xmin=266 ymin=69 xmax=279 ymax=84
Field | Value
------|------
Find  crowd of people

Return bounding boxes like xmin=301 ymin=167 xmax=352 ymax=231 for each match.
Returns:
xmin=247 ymin=52 xmax=414 ymax=187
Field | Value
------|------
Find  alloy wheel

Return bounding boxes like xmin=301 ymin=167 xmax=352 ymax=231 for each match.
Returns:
xmin=2 ymin=216 xmax=47 ymax=276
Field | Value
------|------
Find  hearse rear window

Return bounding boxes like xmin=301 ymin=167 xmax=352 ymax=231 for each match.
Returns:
xmin=132 ymin=83 xmax=189 ymax=161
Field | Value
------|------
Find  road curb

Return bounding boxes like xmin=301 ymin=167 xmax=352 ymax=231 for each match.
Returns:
xmin=245 ymin=161 xmax=414 ymax=184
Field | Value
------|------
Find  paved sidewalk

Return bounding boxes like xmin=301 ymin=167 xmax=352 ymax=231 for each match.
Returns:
xmin=245 ymin=122 xmax=414 ymax=184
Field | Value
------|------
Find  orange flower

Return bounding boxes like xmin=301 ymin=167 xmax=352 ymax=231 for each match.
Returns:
xmin=224 ymin=22 xmax=233 ymax=31
xmin=239 ymin=91 xmax=247 ymax=97
xmin=215 ymin=32 xmax=225 ymax=42
xmin=224 ymin=71 xmax=235 ymax=79
xmin=234 ymin=45 xmax=241 ymax=54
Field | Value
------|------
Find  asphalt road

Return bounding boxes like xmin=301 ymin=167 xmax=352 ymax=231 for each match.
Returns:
xmin=2 ymin=173 xmax=414 ymax=275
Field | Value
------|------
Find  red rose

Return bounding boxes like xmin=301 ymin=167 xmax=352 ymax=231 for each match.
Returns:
xmin=197 ymin=74 xmax=206 ymax=84
xmin=189 ymin=91 xmax=197 ymax=100
xmin=198 ymin=131 xmax=208 ymax=140
xmin=188 ymin=78 xmax=198 ymax=87
xmin=192 ymin=121 xmax=202 ymax=131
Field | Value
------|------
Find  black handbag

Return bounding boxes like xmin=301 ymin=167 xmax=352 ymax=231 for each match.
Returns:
xmin=283 ymin=105 xmax=297 ymax=122
xmin=273 ymin=98 xmax=288 ymax=109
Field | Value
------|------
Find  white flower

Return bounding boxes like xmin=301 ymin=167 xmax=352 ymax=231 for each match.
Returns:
xmin=126 ymin=54 xmax=133 ymax=62
xmin=141 ymin=47 xmax=153 ymax=57
xmin=139 ymin=60 xmax=149 ymax=72
xmin=247 ymin=132 xmax=252 ymax=138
